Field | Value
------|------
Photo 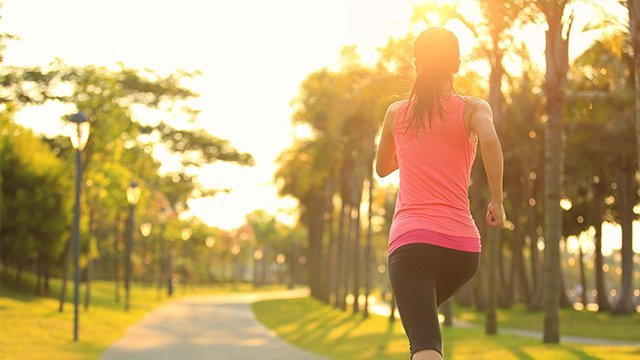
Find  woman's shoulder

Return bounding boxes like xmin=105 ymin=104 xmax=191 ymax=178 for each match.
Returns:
xmin=388 ymin=99 xmax=410 ymax=112
xmin=458 ymin=95 xmax=489 ymax=109
xmin=384 ymin=99 xmax=410 ymax=126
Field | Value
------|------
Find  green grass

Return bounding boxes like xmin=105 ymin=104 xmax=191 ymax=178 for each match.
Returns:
xmin=452 ymin=303 xmax=640 ymax=342
xmin=0 ymin=269 xmax=287 ymax=360
xmin=252 ymin=297 xmax=640 ymax=360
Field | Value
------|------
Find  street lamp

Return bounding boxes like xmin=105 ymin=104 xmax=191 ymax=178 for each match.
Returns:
xmin=181 ymin=228 xmax=192 ymax=241
xmin=180 ymin=228 xmax=192 ymax=293
xmin=140 ymin=222 xmax=152 ymax=237
xmin=205 ymin=236 xmax=216 ymax=248
xmin=157 ymin=206 xmax=170 ymax=299
xmin=206 ymin=236 xmax=216 ymax=283
xmin=125 ymin=181 xmax=141 ymax=311
xmin=140 ymin=222 xmax=152 ymax=284
xmin=66 ymin=111 xmax=90 ymax=342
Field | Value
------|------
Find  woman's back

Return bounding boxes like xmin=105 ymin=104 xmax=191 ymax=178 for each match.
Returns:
xmin=388 ymin=95 xmax=481 ymax=255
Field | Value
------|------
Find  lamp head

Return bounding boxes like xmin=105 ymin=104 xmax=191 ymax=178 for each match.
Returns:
xmin=69 ymin=112 xmax=89 ymax=124
xmin=66 ymin=112 xmax=90 ymax=150
xmin=127 ymin=181 xmax=141 ymax=205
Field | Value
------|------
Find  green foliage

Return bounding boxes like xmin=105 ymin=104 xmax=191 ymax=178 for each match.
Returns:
xmin=0 ymin=52 xmax=254 ymax=291
xmin=566 ymin=30 xmax=637 ymax=231
xmin=0 ymin=112 xmax=71 ymax=273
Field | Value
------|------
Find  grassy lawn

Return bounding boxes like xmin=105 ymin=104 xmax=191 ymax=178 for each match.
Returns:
xmin=452 ymin=303 xmax=640 ymax=343
xmin=0 ymin=270 xmax=287 ymax=360
xmin=252 ymin=297 xmax=640 ymax=360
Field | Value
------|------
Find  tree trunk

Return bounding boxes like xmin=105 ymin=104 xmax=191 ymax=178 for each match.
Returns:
xmin=540 ymin=1 xmax=569 ymax=343
xmin=389 ymin=293 xmax=397 ymax=323
xmin=261 ymin=245 xmax=268 ymax=285
xmin=517 ymin=245 xmax=531 ymax=305
xmin=289 ymin=242 xmax=298 ymax=289
xmin=326 ymin=201 xmax=336 ymax=303
xmin=486 ymin=227 xmax=500 ymax=334
xmin=456 ymin=280 xmax=474 ymax=307
xmin=352 ymin=197 xmax=362 ymax=314
xmin=593 ymin=181 xmax=611 ymax=312
xmin=578 ymin=243 xmax=588 ymax=308
xmin=542 ymin=110 xmax=563 ymax=342
xmin=58 ymin=234 xmax=72 ymax=312
xmin=85 ymin=257 xmax=92 ymax=310
xmin=115 ymin=213 xmax=124 ymax=303
xmin=253 ymin=255 xmax=260 ymax=287
xmin=559 ymin=261 xmax=572 ymax=308
xmin=157 ymin=222 xmax=167 ymax=299
xmin=321 ymin=187 xmax=335 ymax=303
xmin=628 ymin=0 xmax=640 ymax=170
xmin=612 ymin=170 xmax=637 ymax=313
xmin=308 ymin=200 xmax=325 ymax=300
xmin=508 ymin=217 xmax=529 ymax=305
xmin=504 ymin=227 xmax=518 ymax=307
xmin=527 ymin=173 xmax=544 ymax=311
xmin=85 ymin=207 xmax=95 ymax=311
xmin=44 ymin=264 xmax=51 ymax=294
xmin=517 ymin=167 xmax=532 ymax=304
xmin=489 ymin=38 xmax=505 ymax=130
xmin=474 ymin=250 xmax=487 ymax=311
xmin=363 ymin=177 xmax=374 ymax=319
xmin=339 ymin=205 xmax=354 ymax=311
xmin=335 ymin=203 xmax=349 ymax=310
xmin=498 ymin=234 xmax=512 ymax=309
xmin=35 ymin=255 xmax=43 ymax=295
xmin=15 ymin=260 xmax=23 ymax=292
xmin=333 ymin=201 xmax=346 ymax=308
xmin=471 ymin=186 xmax=487 ymax=311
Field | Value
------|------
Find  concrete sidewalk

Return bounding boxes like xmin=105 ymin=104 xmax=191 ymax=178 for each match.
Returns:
xmin=101 ymin=289 xmax=326 ymax=360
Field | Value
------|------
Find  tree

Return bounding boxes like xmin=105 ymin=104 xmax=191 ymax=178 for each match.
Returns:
xmin=1 ymin=54 xmax=254 ymax=310
xmin=628 ymin=0 xmax=640 ymax=170
xmin=536 ymin=0 xmax=573 ymax=343
xmin=0 ymin=112 xmax=71 ymax=292
xmin=568 ymin=31 xmax=637 ymax=313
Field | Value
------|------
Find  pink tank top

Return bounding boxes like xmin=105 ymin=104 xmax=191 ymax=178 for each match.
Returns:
xmin=388 ymin=96 xmax=481 ymax=255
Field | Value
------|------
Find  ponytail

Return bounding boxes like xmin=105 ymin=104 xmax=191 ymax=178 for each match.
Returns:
xmin=404 ymin=28 xmax=460 ymax=135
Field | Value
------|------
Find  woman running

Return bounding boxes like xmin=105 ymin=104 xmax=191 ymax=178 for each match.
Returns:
xmin=375 ymin=27 xmax=506 ymax=360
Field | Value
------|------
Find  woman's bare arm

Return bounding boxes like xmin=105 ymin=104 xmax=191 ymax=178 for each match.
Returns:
xmin=470 ymin=99 xmax=506 ymax=227
xmin=375 ymin=102 xmax=400 ymax=178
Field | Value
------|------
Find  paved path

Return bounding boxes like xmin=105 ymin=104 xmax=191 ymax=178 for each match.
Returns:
xmin=368 ymin=301 xmax=640 ymax=347
xmin=101 ymin=289 xmax=326 ymax=360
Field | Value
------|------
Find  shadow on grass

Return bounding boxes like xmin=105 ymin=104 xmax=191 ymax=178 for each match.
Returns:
xmin=564 ymin=346 xmax=600 ymax=360
xmin=253 ymin=297 xmax=640 ymax=360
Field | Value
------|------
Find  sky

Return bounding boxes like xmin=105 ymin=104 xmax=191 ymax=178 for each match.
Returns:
xmin=2 ymin=0 xmax=637 ymax=255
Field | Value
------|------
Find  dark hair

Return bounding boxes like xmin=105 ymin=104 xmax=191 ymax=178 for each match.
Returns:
xmin=405 ymin=27 xmax=460 ymax=134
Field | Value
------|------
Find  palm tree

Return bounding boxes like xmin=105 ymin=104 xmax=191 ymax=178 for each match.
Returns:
xmin=570 ymin=30 xmax=637 ymax=313
xmin=628 ymin=0 xmax=640 ymax=170
xmin=535 ymin=0 xmax=573 ymax=343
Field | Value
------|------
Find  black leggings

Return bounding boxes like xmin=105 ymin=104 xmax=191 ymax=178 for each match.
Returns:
xmin=388 ymin=243 xmax=480 ymax=359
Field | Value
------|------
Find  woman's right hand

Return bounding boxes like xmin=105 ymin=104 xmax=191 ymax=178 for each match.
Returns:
xmin=486 ymin=201 xmax=506 ymax=227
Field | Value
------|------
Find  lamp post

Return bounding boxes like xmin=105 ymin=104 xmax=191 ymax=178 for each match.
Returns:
xmin=140 ymin=222 xmax=152 ymax=285
xmin=66 ymin=111 xmax=90 ymax=342
xmin=125 ymin=181 xmax=141 ymax=311
xmin=156 ymin=207 xmax=170 ymax=299
xmin=205 ymin=236 xmax=216 ymax=283
xmin=181 ymin=228 xmax=192 ymax=293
